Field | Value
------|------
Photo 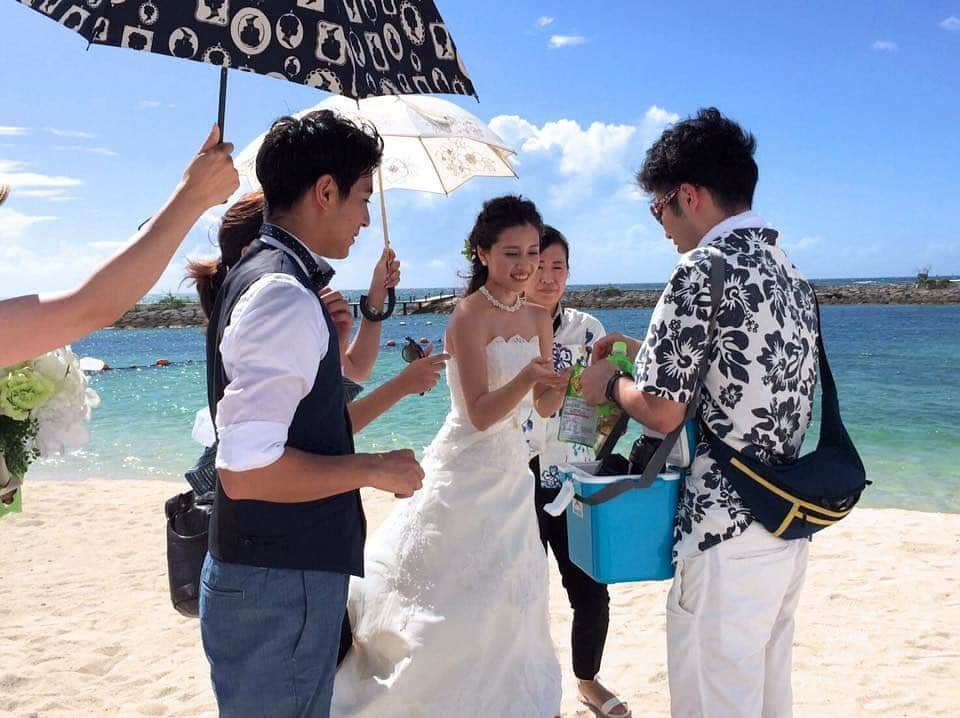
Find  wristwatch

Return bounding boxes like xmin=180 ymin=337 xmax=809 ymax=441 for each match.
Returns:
xmin=604 ymin=369 xmax=632 ymax=407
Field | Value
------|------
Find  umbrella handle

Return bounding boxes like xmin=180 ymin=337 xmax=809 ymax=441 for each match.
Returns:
xmin=359 ymin=165 xmax=396 ymax=321
xmin=359 ymin=288 xmax=396 ymax=322
xmin=217 ymin=67 xmax=228 ymax=140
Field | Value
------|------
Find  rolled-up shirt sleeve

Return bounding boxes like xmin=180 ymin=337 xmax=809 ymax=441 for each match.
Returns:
xmin=634 ymin=249 xmax=713 ymax=405
xmin=214 ymin=274 xmax=328 ymax=472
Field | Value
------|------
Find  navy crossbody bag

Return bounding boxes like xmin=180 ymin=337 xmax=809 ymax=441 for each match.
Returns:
xmin=701 ymin=286 xmax=869 ymax=540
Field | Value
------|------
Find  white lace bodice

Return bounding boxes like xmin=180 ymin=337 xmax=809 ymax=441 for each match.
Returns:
xmin=444 ymin=334 xmax=541 ymax=431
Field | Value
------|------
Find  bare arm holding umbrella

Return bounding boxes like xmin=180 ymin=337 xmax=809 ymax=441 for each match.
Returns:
xmin=0 ymin=125 xmax=238 ymax=367
xmin=344 ymin=246 xmax=401 ymax=380
xmin=316 ymin=246 xmax=399 ymax=382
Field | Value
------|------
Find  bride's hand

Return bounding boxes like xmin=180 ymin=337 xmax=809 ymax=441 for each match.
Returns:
xmin=535 ymin=366 xmax=572 ymax=394
xmin=522 ymin=358 xmax=568 ymax=389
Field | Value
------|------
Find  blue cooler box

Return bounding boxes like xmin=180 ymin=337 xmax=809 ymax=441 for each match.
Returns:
xmin=559 ymin=463 xmax=682 ymax=583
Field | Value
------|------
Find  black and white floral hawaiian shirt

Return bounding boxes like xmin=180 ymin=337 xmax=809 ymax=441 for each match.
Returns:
xmin=633 ymin=212 xmax=820 ymax=559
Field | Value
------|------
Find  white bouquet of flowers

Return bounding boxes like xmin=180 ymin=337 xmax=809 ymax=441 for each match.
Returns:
xmin=0 ymin=347 xmax=101 ymax=517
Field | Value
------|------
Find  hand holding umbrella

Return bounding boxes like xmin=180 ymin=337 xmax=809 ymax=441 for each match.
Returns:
xmin=0 ymin=124 xmax=238 ymax=367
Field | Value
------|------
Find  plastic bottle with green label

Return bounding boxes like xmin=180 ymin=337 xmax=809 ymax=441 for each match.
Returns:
xmin=594 ymin=341 xmax=635 ymax=451
xmin=557 ymin=359 xmax=597 ymax=446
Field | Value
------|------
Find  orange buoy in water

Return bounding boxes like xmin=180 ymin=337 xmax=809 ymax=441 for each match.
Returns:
xmin=155 ymin=358 xmax=171 ymax=367
xmin=385 ymin=340 xmax=397 ymax=347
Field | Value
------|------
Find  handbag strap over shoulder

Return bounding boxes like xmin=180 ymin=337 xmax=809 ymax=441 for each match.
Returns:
xmin=809 ymin=294 xmax=846 ymax=445
xmin=577 ymin=251 xmax=725 ymax=506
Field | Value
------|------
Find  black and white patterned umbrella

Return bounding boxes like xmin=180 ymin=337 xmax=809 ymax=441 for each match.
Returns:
xmin=14 ymin=0 xmax=477 ymax=129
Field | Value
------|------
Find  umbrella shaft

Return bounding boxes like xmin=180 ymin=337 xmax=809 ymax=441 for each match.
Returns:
xmin=217 ymin=67 xmax=228 ymax=140
xmin=377 ymin=165 xmax=390 ymax=248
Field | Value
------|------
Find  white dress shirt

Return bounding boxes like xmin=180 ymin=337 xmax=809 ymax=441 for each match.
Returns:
xmin=213 ymin=233 xmax=332 ymax=472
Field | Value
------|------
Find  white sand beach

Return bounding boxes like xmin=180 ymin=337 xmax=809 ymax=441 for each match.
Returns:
xmin=1 ymin=480 xmax=958 ymax=717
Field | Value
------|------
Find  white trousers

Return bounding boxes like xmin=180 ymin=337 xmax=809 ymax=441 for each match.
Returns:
xmin=666 ymin=523 xmax=810 ymax=718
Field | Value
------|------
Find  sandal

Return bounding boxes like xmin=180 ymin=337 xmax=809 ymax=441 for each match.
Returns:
xmin=579 ymin=691 xmax=632 ymax=718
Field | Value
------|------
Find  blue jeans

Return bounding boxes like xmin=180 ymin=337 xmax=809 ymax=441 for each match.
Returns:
xmin=199 ymin=553 xmax=349 ymax=718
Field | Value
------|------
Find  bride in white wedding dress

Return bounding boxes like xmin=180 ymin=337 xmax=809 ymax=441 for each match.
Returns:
xmin=332 ymin=197 xmax=570 ymax=718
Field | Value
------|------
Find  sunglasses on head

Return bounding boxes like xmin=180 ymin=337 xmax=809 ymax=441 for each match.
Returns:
xmin=401 ymin=336 xmax=426 ymax=363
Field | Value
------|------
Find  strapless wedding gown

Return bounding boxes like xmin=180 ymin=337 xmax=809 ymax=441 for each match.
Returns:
xmin=331 ymin=336 xmax=562 ymax=717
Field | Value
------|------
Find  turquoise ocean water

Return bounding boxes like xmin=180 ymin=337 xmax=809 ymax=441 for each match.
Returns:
xmin=27 ymin=303 xmax=960 ymax=514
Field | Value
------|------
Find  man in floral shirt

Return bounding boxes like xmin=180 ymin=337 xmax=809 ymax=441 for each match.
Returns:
xmin=581 ymin=108 xmax=818 ymax=717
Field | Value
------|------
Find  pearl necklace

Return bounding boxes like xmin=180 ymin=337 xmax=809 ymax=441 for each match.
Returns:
xmin=479 ymin=285 xmax=525 ymax=313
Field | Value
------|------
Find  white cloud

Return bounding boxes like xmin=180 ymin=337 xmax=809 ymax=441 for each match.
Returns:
xmin=54 ymin=145 xmax=119 ymax=157
xmin=783 ymin=235 xmax=824 ymax=252
xmin=15 ymin=189 xmax=66 ymax=198
xmin=872 ymin=40 xmax=898 ymax=52
xmin=427 ymin=258 xmax=450 ymax=270
xmin=612 ymin=182 xmax=646 ymax=203
xmin=46 ymin=128 xmax=95 ymax=139
xmin=0 ymin=126 xmax=28 ymax=136
xmin=89 ymin=240 xmax=127 ymax=252
xmin=494 ymin=117 xmax=636 ymax=179
xmin=535 ymin=16 xmax=555 ymax=28
xmin=138 ymin=100 xmax=163 ymax=109
xmin=940 ymin=16 xmax=960 ymax=31
xmin=0 ymin=160 xmax=84 ymax=189
xmin=487 ymin=115 xmax=538 ymax=148
xmin=489 ymin=106 xmax=678 ymax=210
xmin=549 ymin=34 xmax=587 ymax=48
xmin=638 ymin=105 xmax=680 ymax=146
xmin=14 ymin=188 xmax=78 ymax=202
xmin=491 ymin=106 xmax=676 ymax=181
xmin=0 ymin=239 xmax=111 ymax=296
xmin=0 ymin=207 xmax=58 ymax=242
xmin=199 ymin=207 xmax=225 ymax=233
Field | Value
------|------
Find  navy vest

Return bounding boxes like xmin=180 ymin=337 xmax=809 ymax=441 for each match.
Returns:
xmin=206 ymin=239 xmax=366 ymax=575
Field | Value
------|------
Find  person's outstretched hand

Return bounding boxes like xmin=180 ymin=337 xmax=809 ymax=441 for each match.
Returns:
xmin=178 ymin=125 xmax=239 ymax=210
xmin=591 ymin=332 xmax=642 ymax=364
xmin=522 ymin=357 xmax=569 ymax=390
xmin=397 ymin=343 xmax=450 ymax=395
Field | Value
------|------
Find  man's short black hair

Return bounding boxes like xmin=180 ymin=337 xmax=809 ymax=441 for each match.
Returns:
xmin=637 ymin=107 xmax=758 ymax=214
xmin=256 ymin=109 xmax=384 ymax=214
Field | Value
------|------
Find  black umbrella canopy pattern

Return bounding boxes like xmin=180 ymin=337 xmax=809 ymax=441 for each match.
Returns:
xmin=16 ymin=0 xmax=476 ymax=100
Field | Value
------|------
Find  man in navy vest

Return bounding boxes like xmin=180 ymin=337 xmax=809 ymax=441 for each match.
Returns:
xmin=200 ymin=110 xmax=425 ymax=718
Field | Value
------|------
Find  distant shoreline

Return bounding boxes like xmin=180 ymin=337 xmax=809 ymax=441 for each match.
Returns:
xmin=113 ymin=281 xmax=960 ymax=328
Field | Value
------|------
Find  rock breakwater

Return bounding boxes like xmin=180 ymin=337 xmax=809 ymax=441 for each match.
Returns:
xmin=112 ymin=282 xmax=959 ymax=327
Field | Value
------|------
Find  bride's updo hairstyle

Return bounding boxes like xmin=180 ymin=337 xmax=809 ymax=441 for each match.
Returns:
xmin=463 ymin=195 xmax=543 ymax=295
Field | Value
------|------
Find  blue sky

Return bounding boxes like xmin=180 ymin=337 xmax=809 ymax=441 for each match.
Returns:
xmin=1 ymin=1 xmax=958 ymax=296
